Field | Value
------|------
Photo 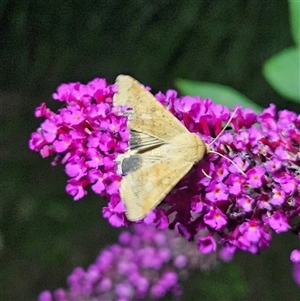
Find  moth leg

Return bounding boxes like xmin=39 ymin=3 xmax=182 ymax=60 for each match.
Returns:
xmin=201 ymin=168 xmax=212 ymax=179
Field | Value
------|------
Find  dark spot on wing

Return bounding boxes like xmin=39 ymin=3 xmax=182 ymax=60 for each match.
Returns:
xmin=121 ymin=155 xmax=142 ymax=175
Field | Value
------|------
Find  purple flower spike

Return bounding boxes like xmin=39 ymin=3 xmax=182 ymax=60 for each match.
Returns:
xmin=291 ymin=250 xmax=300 ymax=286
xmin=38 ymin=225 xmax=216 ymax=301
xmin=30 ymin=77 xmax=300 ymax=259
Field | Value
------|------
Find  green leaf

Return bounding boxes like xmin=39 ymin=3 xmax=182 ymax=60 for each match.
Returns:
xmin=175 ymin=79 xmax=263 ymax=113
xmin=263 ymin=46 xmax=300 ymax=103
xmin=289 ymin=0 xmax=300 ymax=45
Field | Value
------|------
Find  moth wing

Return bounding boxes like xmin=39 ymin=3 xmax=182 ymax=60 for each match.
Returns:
xmin=119 ymin=156 xmax=193 ymax=221
xmin=114 ymin=75 xmax=189 ymax=142
xmin=116 ymin=130 xmax=165 ymax=174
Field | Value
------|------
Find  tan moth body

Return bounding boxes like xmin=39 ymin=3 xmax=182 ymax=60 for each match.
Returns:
xmin=113 ymin=75 xmax=210 ymax=221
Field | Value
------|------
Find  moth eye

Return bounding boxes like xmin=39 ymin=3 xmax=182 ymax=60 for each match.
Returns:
xmin=121 ymin=155 xmax=142 ymax=175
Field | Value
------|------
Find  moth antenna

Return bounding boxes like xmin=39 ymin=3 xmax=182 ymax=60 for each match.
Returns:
xmin=201 ymin=169 xmax=212 ymax=179
xmin=209 ymin=107 xmax=238 ymax=146
xmin=208 ymin=150 xmax=247 ymax=177
xmin=177 ymin=186 xmax=189 ymax=191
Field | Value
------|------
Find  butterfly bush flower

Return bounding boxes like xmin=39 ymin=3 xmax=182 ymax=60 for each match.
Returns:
xmin=29 ymin=77 xmax=300 ymax=260
xmin=291 ymin=249 xmax=300 ymax=286
xmin=38 ymin=224 xmax=216 ymax=301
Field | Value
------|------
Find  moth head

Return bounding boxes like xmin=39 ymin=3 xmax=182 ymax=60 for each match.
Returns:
xmin=194 ymin=134 xmax=210 ymax=162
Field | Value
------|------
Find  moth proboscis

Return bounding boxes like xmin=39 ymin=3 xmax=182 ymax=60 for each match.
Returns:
xmin=113 ymin=75 xmax=241 ymax=221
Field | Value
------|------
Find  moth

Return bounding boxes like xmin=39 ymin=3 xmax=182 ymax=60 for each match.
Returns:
xmin=113 ymin=75 xmax=239 ymax=221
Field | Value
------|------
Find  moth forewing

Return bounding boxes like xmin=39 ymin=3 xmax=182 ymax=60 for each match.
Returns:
xmin=114 ymin=75 xmax=189 ymax=142
xmin=120 ymin=155 xmax=194 ymax=221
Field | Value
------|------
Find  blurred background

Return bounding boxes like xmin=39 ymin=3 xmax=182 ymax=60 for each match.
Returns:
xmin=1 ymin=1 xmax=299 ymax=300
